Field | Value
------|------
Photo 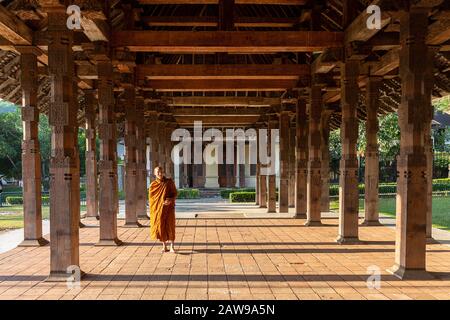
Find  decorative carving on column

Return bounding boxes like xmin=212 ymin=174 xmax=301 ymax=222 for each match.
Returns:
xmin=321 ymin=110 xmax=333 ymax=213
xmin=258 ymin=123 xmax=267 ymax=208
xmin=289 ymin=122 xmax=296 ymax=208
xmin=84 ymin=90 xmax=99 ymax=220
xmin=148 ymin=110 xmax=159 ymax=174
xmin=362 ymin=77 xmax=382 ymax=226
xmin=306 ymin=85 xmax=323 ymax=226
xmin=279 ymin=110 xmax=290 ymax=213
xmin=97 ymin=59 xmax=122 ymax=246
xmin=267 ymin=117 xmax=277 ymax=213
xmin=123 ymin=85 xmax=142 ymax=228
xmin=17 ymin=47 xmax=48 ymax=247
xmin=295 ymin=99 xmax=308 ymax=218
xmin=136 ymin=96 xmax=149 ymax=220
xmin=46 ymin=9 xmax=81 ymax=280
xmin=336 ymin=59 xmax=360 ymax=244
xmin=389 ymin=8 xmax=435 ymax=279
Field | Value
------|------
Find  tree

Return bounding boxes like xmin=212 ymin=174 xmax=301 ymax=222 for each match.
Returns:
xmin=0 ymin=110 xmax=22 ymax=179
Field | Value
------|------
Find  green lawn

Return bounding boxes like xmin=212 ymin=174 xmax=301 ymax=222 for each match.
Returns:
xmin=0 ymin=205 xmax=85 ymax=231
xmin=330 ymin=196 xmax=450 ymax=231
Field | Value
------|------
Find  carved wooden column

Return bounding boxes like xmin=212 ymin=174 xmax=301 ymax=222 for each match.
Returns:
xmin=46 ymin=10 xmax=81 ymax=280
xmin=362 ymin=77 xmax=382 ymax=226
xmin=279 ymin=110 xmax=290 ymax=213
xmin=148 ymin=110 xmax=159 ymax=173
xmin=289 ymin=123 xmax=296 ymax=208
xmin=97 ymin=60 xmax=122 ymax=246
xmin=336 ymin=60 xmax=360 ymax=244
xmin=123 ymin=86 xmax=142 ymax=228
xmin=18 ymin=47 xmax=48 ymax=247
xmin=165 ymin=122 xmax=176 ymax=179
xmin=295 ymin=99 xmax=308 ymax=218
xmin=321 ymin=111 xmax=332 ymax=213
xmin=84 ymin=90 xmax=99 ymax=220
xmin=390 ymin=8 xmax=435 ymax=279
xmin=258 ymin=125 xmax=267 ymax=208
xmin=136 ymin=97 xmax=148 ymax=220
xmin=306 ymin=85 xmax=323 ymax=226
xmin=267 ymin=117 xmax=277 ymax=213
xmin=425 ymin=49 xmax=438 ymax=241
xmin=73 ymin=82 xmax=84 ymax=229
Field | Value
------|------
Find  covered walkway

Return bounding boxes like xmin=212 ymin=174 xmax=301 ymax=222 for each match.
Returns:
xmin=1 ymin=203 xmax=450 ymax=300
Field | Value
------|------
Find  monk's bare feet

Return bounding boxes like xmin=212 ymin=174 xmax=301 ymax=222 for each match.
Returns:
xmin=169 ymin=247 xmax=176 ymax=253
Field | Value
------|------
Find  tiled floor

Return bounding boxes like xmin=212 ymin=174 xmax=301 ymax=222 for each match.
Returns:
xmin=1 ymin=214 xmax=450 ymax=300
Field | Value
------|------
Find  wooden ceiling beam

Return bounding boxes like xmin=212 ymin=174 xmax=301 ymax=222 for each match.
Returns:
xmin=161 ymin=96 xmax=283 ymax=107
xmin=137 ymin=64 xmax=309 ymax=80
xmin=139 ymin=0 xmax=307 ymax=4
xmin=173 ymin=107 xmax=267 ymax=116
xmin=0 ymin=5 xmax=33 ymax=45
xmin=144 ymin=79 xmax=297 ymax=91
xmin=111 ymin=31 xmax=343 ymax=53
xmin=144 ymin=16 xmax=299 ymax=28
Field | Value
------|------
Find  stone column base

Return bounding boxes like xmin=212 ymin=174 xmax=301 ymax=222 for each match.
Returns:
xmin=387 ymin=265 xmax=435 ymax=280
xmin=361 ymin=220 xmax=382 ymax=226
xmin=46 ymin=270 xmax=85 ymax=282
xmin=304 ymin=220 xmax=322 ymax=227
xmin=122 ymin=221 xmax=144 ymax=228
xmin=336 ymin=236 xmax=361 ymax=245
xmin=96 ymin=238 xmax=124 ymax=247
xmin=18 ymin=238 xmax=49 ymax=247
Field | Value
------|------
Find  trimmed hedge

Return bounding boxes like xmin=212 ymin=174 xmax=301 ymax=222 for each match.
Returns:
xmin=5 ymin=196 xmax=50 ymax=205
xmin=230 ymin=192 xmax=255 ymax=203
xmin=177 ymin=189 xmax=200 ymax=199
xmin=230 ymin=191 xmax=279 ymax=203
xmin=329 ymin=178 xmax=450 ymax=196
xmin=220 ymin=188 xmax=255 ymax=199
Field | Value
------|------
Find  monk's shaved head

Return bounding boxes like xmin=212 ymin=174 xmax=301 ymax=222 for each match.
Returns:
xmin=154 ymin=166 xmax=164 ymax=180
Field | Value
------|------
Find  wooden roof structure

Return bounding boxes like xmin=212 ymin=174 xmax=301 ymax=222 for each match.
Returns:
xmin=1 ymin=0 xmax=450 ymax=131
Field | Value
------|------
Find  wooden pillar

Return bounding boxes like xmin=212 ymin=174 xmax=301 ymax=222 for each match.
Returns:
xmin=84 ymin=90 xmax=99 ymax=220
xmin=425 ymin=115 xmax=434 ymax=241
xmin=97 ymin=60 xmax=122 ymax=246
xmin=279 ymin=111 xmax=290 ymax=213
xmin=362 ymin=77 xmax=382 ymax=226
xmin=17 ymin=47 xmax=48 ymax=247
xmin=258 ymin=125 xmax=267 ymax=208
xmin=123 ymin=86 xmax=142 ymax=228
xmin=255 ymin=162 xmax=260 ymax=205
xmin=390 ymin=8 xmax=435 ymax=279
xmin=46 ymin=10 xmax=81 ymax=280
xmin=73 ymin=82 xmax=84 ymax=229
xmin=136 ymin=97 xmax=148 ymax=220
xmin=289 ymin=123 xmax=296 ymax=208
xmin=295 ymin=99 xmax=308 ymax=218
xmin=321 ymin=111 xmax=332 ymax=213
xmin=267 ymin=117 xmax=277 ymax=213
xmin=306 ymin=85 xmax=323 ymax=226
xmin=165 ymin=122 xmax=176 ymax=179
xmin=336 ymin=60 xmax=360 ymax=243
xmin=148 ymin=111 xmax=159 ymax=173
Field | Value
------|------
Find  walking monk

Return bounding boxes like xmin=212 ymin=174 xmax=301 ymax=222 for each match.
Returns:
xmin=149 ymin=166 xmax=178 ymax=253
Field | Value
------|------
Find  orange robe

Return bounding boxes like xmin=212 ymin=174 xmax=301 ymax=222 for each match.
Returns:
xmin=149 ymin=177 xmax=177 ymax=242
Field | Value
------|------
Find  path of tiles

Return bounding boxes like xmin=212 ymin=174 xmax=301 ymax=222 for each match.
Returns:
xmin=1 ymin=217 xmax=450 ymax=300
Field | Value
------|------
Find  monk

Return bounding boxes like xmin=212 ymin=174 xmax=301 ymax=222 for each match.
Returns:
xmin=149 ymin=166 xmax=178 ymax=253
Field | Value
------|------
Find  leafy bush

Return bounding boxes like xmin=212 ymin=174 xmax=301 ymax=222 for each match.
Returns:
xmin=5 ymin=196 xmax=50 ymax=205
xmin=220 ymin=188 xmax=255 ymax=199
xmin=229 ymin=191 xmax=279 ymax=203
xmin=177 ymin=189 xmax=200 ymax=199
xmin=230 ymin=192 xmax=256 ymax=203
xmin=5 ymin=196 xmax=23 ymax=205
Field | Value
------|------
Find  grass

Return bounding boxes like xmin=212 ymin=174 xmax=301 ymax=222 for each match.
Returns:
xmin=0 ymin=205 xmax=85 ymax=231
xmin=330 ymin=196 xmax=450 ymax=231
